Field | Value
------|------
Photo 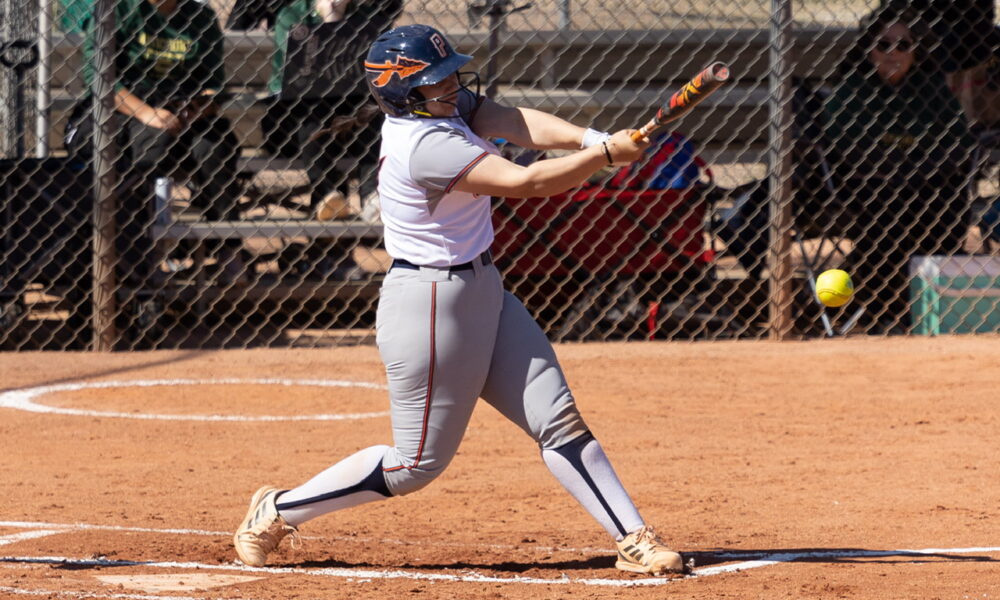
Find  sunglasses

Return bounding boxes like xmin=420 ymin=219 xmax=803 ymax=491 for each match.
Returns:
xmin=874 ymin=38 xmax=914 ymax=53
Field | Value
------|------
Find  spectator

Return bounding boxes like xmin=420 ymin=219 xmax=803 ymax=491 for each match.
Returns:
xmin=823 ymin=6 xmax=976 ymax=331
xmin=262 ymin=0 xmax=400 ymax=280
xmin=880 ymin=0 xmax=996 ymax=72
xmin=68 ymin=0 xmax=248 ymax=286
xmin=881 ymin=0 xmax=1000 ymax=129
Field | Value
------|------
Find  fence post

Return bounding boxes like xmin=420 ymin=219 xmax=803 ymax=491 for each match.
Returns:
xmin=484 ymin=4 xmax=502 ymax=99
xmin=91 ymin=0 xmax=118 ymax=350
xmin=559 ymin=0 xmax=570 ymax=30
xmin=35 ymin=0 xmax=51 ymax=157
xmin=0 ymin=0 xmax=39 ymax=158
xmin=767 ymin=0 xmax=795 ymax=340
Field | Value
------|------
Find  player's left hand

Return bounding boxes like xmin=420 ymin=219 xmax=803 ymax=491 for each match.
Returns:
xmin=605 ymin=129 xmax=650 ymax=165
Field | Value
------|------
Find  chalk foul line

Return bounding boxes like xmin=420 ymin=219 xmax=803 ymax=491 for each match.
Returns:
xmin=0 ymin=378 xmax=390 ymax=422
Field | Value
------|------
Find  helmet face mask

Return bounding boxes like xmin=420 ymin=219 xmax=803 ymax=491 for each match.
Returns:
xmin=408 ymin=71 xmax=482 ymax=118
xmin=365 ymin=25 xmax=477 ymax=118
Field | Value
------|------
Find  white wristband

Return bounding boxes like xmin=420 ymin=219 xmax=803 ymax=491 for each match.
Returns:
xmin=581 ymin=128 xmax=611 ymax=149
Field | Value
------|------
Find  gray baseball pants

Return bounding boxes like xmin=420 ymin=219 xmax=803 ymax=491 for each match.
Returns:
xmin=276 ymin=253 xmax=645 ymax=540
xmin=376 ymin=254 xmax=589 ymax=495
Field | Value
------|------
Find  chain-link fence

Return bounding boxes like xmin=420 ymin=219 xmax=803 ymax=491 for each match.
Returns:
xmin=0 ymin=0 xmax=998 ymax=350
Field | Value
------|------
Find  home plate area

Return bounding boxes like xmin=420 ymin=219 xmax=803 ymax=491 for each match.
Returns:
xmin=1 ymin=521 xmax=999 ymax=597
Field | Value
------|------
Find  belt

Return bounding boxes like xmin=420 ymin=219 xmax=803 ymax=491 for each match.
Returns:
xmin=391 ymin=249 xmax=492 ymax=273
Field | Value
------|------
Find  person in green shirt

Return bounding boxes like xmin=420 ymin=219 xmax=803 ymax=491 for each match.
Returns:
xmin=260 ymin=0 xmax=400 ymax=280
xmin=823 ymin=5 xmax=975 ymax=332
xmin=69 ymin=0 xmax=246 ymax=285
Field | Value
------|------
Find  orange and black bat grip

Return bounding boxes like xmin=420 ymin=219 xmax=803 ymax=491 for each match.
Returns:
xmin=631 ymin=62 xmax=731 ymax=142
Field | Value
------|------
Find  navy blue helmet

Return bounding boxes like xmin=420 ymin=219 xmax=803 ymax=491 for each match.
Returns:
xmin=364 ymin=24 xmax=474 ymax=118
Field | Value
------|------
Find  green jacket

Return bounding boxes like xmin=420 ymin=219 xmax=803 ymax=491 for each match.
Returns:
xmin=83 ymin=0 xmax=225 ymax=105
xmin=268 ymin=0 xmax=318 ymax=95
xmin=823 ymin=67 xmax=974 ymax=178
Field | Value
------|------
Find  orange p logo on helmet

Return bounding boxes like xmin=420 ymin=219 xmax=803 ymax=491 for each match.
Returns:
xmin=364 ymin=55 xmax=432 ymax=87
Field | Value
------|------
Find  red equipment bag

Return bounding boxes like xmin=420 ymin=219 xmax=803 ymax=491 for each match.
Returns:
xmin=492 ymin=184 xmax=712 ymax=278
xmin=492 ymin=131 xmax=714 ymax=279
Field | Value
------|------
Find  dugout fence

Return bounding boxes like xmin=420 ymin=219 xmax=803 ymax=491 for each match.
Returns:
xmin=0 ymin=0 xmax=998 ymax=350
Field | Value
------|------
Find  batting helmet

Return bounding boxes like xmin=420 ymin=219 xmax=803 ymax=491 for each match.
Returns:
xmin=364 ymin=24 xmax=474 ymax=118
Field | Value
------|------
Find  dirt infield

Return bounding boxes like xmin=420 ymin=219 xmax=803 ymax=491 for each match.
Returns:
xmin=2 ymin=336 xmax=999 ymax=599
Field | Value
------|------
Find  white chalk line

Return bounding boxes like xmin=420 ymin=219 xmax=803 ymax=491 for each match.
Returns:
xmin=0 ymin=521 xmax=224 ymax=537
xmin=0 ymin=585 xmax=257 ymax=600
xmin=694 ymin=546 xmax=1000 ymax=576
xmin=1 ymin=521 xmax=998 ymax=588
xmin=0 ymin=530 xmax=65 ymax=546
xmin=0 ymin=378 xmax=390 ymax=422
xmin=0 ymin=520 xmax=611 ymax=556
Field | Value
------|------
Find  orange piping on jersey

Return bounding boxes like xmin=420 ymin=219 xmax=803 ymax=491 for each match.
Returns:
xmin=445 ymin=151 xmax=490 ymax=194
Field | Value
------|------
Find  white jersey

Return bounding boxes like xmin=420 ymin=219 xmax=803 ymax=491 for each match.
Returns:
xmin=376 ymin=92 xmax=499 ymax=267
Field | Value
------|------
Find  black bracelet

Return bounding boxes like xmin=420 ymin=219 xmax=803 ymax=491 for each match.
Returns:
xmin=601 ymin=141 xmax=614 ymax=165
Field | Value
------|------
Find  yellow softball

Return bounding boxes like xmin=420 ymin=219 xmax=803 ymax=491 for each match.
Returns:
xmin=815 ymin=269 xmax=854 ymax=307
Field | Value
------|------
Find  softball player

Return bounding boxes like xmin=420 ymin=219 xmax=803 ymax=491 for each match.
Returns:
xmin=235 ymin=24 xmax=685 ymax=576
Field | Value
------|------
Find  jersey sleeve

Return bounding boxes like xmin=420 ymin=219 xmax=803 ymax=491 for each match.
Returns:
xmin=410 ymin=126 xmax=490 ymax=193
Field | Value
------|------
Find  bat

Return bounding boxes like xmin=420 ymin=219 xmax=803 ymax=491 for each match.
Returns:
xmin=631 ymin=62 xmax=731 ymax=142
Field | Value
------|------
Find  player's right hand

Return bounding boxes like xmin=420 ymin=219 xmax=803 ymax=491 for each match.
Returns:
xmin=605 ymin=129 xmax=650 ymax=165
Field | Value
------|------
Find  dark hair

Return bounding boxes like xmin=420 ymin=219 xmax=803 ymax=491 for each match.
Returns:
xmin=839 ymin=5 xmax=945 ymax=78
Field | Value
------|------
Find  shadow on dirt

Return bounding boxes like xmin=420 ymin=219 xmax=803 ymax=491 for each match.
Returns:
xmin=292 ymin=555 xmax=616 ymax=573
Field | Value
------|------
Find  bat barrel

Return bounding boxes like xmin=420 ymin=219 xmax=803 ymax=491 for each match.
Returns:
xmin=629 ymin=62 xmax=733 ymax=142
xmin=706 ymin=61 xmax=731 ymax=83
